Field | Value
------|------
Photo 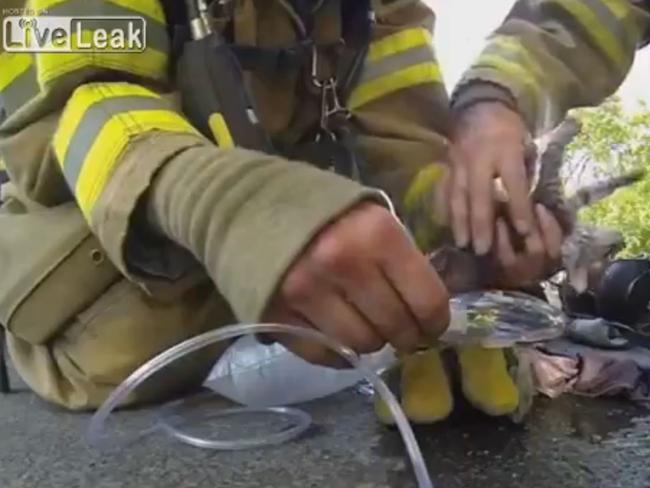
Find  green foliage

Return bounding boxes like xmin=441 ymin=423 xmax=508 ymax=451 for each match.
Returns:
xmin=566 ymin=97 xmax=650 ymax=256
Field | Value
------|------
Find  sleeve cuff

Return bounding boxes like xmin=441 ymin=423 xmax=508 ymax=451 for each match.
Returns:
xmin=451 ymin=80 xmax=518 ymax=116
xmin=89 ymin=131 xmax=211 ymax=297
xmin=452 ymin=72 xmax=538 ymax=134
xmin=212 ymin=159 xmax=389 ymax=322
xmin=144 ymin=141 xmax=391 ymax=323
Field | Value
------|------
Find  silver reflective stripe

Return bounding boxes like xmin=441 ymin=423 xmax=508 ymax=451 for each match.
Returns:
xmin=550 ymin=0 xmax=630 ymax=67
xmin=583 ymin=0 xmax=635 ymax=50
xmin=483 ymin=37 xmax=543 ymax=85
xmin=358 ymin=44 xmax=436 ymax=85
xmin=62 ymin=95 xmax=170 ymax=188
xmin=0 ymin=0 xmax=169 ymax=123
xmin=0 ymin=64 xmax=39 ymax=118
xmin=43 ymin=0 xmax=169 ymax=53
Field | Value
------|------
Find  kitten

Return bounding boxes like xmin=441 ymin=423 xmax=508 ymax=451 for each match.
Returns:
xmin=430 ymin=118 xmax=644 ymax=295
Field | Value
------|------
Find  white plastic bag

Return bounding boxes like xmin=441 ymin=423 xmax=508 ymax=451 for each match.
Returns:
xmin=205 ymin=335 xmax=396 ymax=407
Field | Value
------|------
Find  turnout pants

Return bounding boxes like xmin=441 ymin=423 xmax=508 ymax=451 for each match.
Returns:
xmin=7 ymin=279 xmax=234 ymax=410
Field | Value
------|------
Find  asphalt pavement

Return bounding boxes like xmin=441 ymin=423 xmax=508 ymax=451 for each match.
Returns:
xmin=2 ymin=363 xmax=650 ymax=488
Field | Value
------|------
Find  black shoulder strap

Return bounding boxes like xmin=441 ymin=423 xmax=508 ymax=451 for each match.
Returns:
xmin=159 ymin=0 xmax=190 ymax=79
xmin=229 ymin=41 xmax=314 ymax=72
xmin=163 ymin=0 xmax=372 ymax=83
xmin=159 ymin=0 xmax=188 ymax=37
xmin=341 ymin=0 xmax=372 ymax=48
xmin=338 ymin=0 xmax=372 ymax=102
xmin=289 ymin=0 xmax=315 ymax=36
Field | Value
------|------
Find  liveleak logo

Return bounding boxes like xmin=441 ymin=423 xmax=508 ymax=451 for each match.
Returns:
xmin=3 ymin=16 xmax=146 ymax=53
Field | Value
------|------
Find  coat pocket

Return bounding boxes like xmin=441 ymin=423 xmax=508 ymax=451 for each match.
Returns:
xmin=0 ymin=200 xmax=121 ymax=344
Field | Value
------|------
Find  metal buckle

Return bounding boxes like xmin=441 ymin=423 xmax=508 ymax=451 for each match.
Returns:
xmin=310 ymin=44 xmax=325 ymax=88
xmin=311 ymin=46 xmax=351 ymax=141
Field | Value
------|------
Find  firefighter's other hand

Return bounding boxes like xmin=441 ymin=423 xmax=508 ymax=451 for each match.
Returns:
xmin=263 ymin=202 xmax=450 ymax=367
xmin=451 ymin=102 xmax=534 ymax=255
xmin=491 ymin=206 xmax=563 ymax=288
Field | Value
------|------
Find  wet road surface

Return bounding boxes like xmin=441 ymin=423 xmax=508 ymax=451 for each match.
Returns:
xmin=1 ymin=366 xmax=650 ymax=488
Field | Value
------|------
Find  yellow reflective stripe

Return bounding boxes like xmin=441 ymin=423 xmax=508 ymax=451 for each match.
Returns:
xmin=549 ymin=0 xmax=627 ymax=68
xmin=604 ymin=0 xmax=628 ymax=18
xmin=0 ymin=53 xmax=39 ymax=118
xmin=36 ymin=31 xmax=166 ymax=87
xmin=29 ymin=0 xmax=169 ymax=86
xmin=483 ymin=35 xmax=544 ymax=93
xmin=404 ymin=164 xmax=445 ymax=214
xmin=75 ymin=110 xmax=196 ymax=217
xmin=473 ymin=53 xmax=540 ymax=103
xmin=54 ymin=82 xmax=199 ymax=218
xmin=349 ymin=62 xmax=441 ymax=110
xmin=208 ymin=113 xmax=235 ymax=148
xmin=488 ymin=36 xmax=543 ymax=76
xmin=350 ymin=27 xmax=439 ymax=108
xmin=28 ymin=0 xmax=66 ymax=10
xmin=31 ymin=0 xmax=165 ymax=23
xmin=0 ymin=159 xmax=5 ymax=170
xmin=596 ymin=0 xmax=640 ymax=49
xmin=29 ymin=0 xmax=169 ymax=49
xmin=53 ymin=83 xmax=159 ymax=162
xmin=403 ymin=164 xmax=446 ymax=250
xmin=600 ymin=0 xmax=630 ymax=19
xmin=107 ymin=0 xmax=165 ymax=24
xmin=0 ymin=53 xmax=32 ymax=91
xmin=367 ymin=28 xmax=433 ymax=62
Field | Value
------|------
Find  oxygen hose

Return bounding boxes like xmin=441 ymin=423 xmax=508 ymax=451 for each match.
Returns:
xmin=87 ymin=323 xmax=435 ymax=488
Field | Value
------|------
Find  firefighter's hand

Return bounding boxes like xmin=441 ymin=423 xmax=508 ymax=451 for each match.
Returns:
xmin=490 ymin=206 xmax=563 ymax=288
xmin=451 ymin=102 xmax=534 ymax=255
xmin=263 ymin=202 xmax=450 ymax=367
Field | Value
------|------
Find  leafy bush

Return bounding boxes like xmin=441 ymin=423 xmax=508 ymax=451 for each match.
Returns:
xmin=565 ymin=98 xmax=650 ymax=256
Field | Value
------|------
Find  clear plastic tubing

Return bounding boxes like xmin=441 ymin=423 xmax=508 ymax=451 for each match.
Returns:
xmin=155 ymin=404 xmax=313 ymax=451
xmin=87 ymin=323 xmax=435 ymax=488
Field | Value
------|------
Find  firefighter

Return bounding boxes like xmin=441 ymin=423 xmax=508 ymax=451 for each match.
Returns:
xmin=2 ymin=0 xmax=634 ymax=421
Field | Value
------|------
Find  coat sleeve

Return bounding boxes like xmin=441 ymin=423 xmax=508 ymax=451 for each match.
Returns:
xmin=0 ymin=0 xmax=383 ymax=322
xmin=451 ymin=0 xmax=650 ymax=134
xmin=347 ymin=0 xmax=453 ymax=251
